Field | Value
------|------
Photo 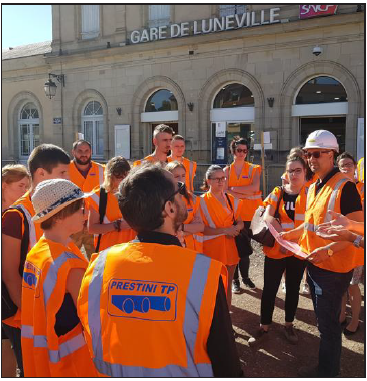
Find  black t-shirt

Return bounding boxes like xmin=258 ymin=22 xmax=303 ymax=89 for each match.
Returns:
xmin=315 ymin=168 xmax=362 ymax=216
xmin=282 ymin=192 xmax=299 ymax=221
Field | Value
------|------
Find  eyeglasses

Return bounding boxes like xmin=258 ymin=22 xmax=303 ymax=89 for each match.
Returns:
xmin=162 ymin=181 xmax=186 ymax=208
xmin=209 ymin=176 xmax=226 ymax=183
xmin=305 ymin=150 xmax=332 ymax=159
xmin=286 ymin=168 xmax=303 ymax=175
xmin=113 ymin=172 xmax=127 ymax=179
xmin=235 ymin=148 xmax=248 ymax=154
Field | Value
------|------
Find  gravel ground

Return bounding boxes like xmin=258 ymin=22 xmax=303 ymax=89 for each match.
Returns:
xmin=231 ymin=241 xmax=365 ymax=378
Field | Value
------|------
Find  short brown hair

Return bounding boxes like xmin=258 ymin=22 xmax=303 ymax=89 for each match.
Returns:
xmin=153 ymin=124 xmax=174 ymax=139
xmin=40 ymin=198 xmax=83 ymax=230
xmin=72 ymin=140 xmax=92 ymax=150
xmin=28 ymin=144 xmax=70 ymax=179
xmin=2 ymin=164 xmax=30 ymax=185
xmin=172 ymin=134 xmax=184 ymax=142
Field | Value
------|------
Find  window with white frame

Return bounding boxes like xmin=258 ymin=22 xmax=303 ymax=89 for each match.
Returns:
xmin=82 ymin=101 xmax=104 ymax=157
xmin=219 ymin=4 xmax=247 ymax=17
xmin=148 ymin=5 xmax=170 ymax=28
xmin=18 ymin=103 xmax=40 ymax=157
xmin=81 ymin=5 xmax=100 ymax=39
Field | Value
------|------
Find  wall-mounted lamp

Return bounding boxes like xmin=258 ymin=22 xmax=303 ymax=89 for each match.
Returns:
xmin=187 ymin=102 xmax=194 ymax=112
xmin=267 ymin=97 xmax=274 ymax=108
xmin=116 ymin=107 xmax=122 ymax=116
xmin=44 ymin=73 xmax=65 ymax=99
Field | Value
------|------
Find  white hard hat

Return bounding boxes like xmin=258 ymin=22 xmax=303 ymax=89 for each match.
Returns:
xmin=304 ymin=130 xmax=339 ymax=153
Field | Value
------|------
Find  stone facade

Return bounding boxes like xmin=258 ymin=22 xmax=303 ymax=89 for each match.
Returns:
xmin=2 ymin=4 xmax=364 ymax=192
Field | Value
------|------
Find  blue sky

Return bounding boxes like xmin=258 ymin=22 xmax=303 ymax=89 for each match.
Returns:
xmin=2 ymin=5 xmax=52 ymax=49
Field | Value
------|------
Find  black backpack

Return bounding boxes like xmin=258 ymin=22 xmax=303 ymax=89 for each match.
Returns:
xmin=2 ymin=207 xmax=30 ymax=320
xmin=95 ymin=187 xmax=108 ymax=252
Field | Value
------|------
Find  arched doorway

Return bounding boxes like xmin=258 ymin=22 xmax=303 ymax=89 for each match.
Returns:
xmin=141 ymin=89 xmax=179 ymax=152
xmin=211 ymin=83 xmax=254 ymax=163
xmin=81 ymin=100 xmax=104 ymax=158
xmin=18 ymin=102 xmax=40 ymax=159
xmin=292 ymin=76 xmax=348 ymax=152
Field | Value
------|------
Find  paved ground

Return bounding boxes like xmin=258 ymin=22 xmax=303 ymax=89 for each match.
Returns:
xmin=231 ymin=241 xmax=365 ymax=378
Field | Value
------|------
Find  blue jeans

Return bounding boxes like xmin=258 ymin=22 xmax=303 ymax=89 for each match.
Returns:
xmin=307 ymin=263 xmax=353 ymax=377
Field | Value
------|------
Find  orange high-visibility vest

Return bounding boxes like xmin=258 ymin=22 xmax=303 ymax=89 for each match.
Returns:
xmin=2 ymin=191 xmax=43 ymax=329
xmin=77 ymin=242 xmax=226 ymax=377
xmin=228 ymin=162 xmax=262 ymax=221
xmin=263 ymin=186 xmax=308 ymax=260
xmin=69 ymin=160 xmax=104 ymax=192
xmin=200 ymin=192 xmax=242 ymax=266
xmin=183 ymin=194 xmax=203 ymax=252
xmin=87 ymin=186 xmax=136 ymax=251
xmin=133 ymin=155 xmax=157 ymax=167
xmin=356 ymin=181 xmax=364 ymax=206
xmin=299 ymin=172 xmax=364 ymax=273
xmin=21 ymin=237 xmax=97 ymax=377
xmin=357 ymin=157 xmax=364 ymax=183
xmin=167 ymin=156 xmax=197 ymax=192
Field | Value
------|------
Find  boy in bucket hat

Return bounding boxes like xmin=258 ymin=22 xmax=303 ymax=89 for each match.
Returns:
xmin=20 ymin=179 xmax=97 ymax=377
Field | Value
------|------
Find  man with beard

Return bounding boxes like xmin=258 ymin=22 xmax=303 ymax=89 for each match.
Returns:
xmin=77 ymin=163 xmax=243 ymax=377
xmin=69 ymin=139 xmax=104 ymax=258
xmin=134 ymin=124 xmax=174 ymax=166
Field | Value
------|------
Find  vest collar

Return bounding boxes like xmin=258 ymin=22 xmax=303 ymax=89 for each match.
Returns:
xmin=136 ymin=231 xmax=182 ymax=247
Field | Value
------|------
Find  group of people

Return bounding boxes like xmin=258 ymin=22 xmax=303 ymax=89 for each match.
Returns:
xmin=1 ymin=124 xmax=364 ymax=378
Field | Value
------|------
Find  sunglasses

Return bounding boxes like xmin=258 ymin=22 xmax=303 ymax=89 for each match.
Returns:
xmin=112 ymin=172 xmax=127 ymax=179
xmin=235 ymin=148 xmax=248 ymax=154
xmin=305 ymin=150 xmax=331 ymax=159
xmin=338 ymin=162 xmax=355 ymax=169
xmin=286 ymin=168 xmax=303 ymax=175
xmin=162 ymin=181 xmax=186 ymax=208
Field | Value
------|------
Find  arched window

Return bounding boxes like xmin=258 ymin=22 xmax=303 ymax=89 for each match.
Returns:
xmin=296 ymin=76 xmax=347 ymax=104
xmin=82 ymin=101 xmax=104 ymax=157
xmin=145 ymin=89 xmax=178 ymax=112
xmin=213 ymin=83 xmax=254 ymax=108
xmin=18 ymin=102 xmax=40 ymax=157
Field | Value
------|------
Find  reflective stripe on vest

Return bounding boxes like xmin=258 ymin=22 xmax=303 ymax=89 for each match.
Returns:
xmin=189 ymin=161 xmax=194 ymax=190
xmin=248 ymin=165 xmax=253 ymax=179
xmin=304 ymin=222 xmax=316 ymax=232
xmin=202 ymin=234 xmax=225 ymax=241
xmin=87 ymin=249 xmax=213 ymax=377
xmin=97 ymin=164 xmax=104 ymax=185
xmin=324 ymin=178 xmax=349 ymax=223
xmin=90 ymin=193 xmax=110 ymax=224
xmin=281 ymin=222 xmax=295 ymax=230
xmin=233 ymin=198 xmax=240 ymax=213
xmin=192 ymin=234 xmax=204 ymax=243
xmin=21 ymin=325 xmax=86 ymax=363
xmin=268 ymin=194 xmax=278 ymax=203
xmin=306 ymin=183 xmax=315 ymax=210
xmin=244 ymin=194 xmax=262 ymax=200
xmin=200 ymin=198 xmax=216 ymax=229
xmin=295 ymin=214 xmax=305 ymax=221
xmin=16 ymin=204 xmax=37 ymax=249
xmin=43 ymin=252 xmax=84 ymax=306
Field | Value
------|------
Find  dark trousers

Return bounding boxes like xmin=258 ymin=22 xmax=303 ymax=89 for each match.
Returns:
xmin=2 ymin=323 xmax=23 ymax=377
xmin=233 ymin=256 xmax=250 ymax=282
xmin=307 ymin=263 xmax=352 ymax=377
xmin=260 ymin=255 xmax=306 ymax=325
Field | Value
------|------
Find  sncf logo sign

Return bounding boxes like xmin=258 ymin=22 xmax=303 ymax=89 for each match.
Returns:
xmin=299 ymin=5 xmax=338 ymax=19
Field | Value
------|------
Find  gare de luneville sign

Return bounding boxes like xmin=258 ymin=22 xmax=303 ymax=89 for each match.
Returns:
xmin=129 ymin=7 xmax=281 ymax=44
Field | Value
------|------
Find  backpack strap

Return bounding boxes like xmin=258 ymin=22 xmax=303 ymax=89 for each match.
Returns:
xmin=95 ymin=187 xmax=108 ymax=252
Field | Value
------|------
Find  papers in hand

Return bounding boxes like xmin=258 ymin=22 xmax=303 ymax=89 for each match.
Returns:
xmin=265 ymin=222 xmax=308 ymax=259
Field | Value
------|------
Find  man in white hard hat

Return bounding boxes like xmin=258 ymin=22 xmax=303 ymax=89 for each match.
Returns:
xmin=279 ymin=130 xmax=363 ymax=377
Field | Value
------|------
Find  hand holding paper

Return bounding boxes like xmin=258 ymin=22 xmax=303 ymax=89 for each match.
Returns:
xmin=266 ymin=221 xmax=308 ymax=259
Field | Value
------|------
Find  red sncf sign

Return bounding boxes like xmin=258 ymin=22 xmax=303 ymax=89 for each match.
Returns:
xmin=299 ymin=5 xmax=338 ymax=19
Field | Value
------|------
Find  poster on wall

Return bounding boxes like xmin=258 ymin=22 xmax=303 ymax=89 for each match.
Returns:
xmin=115 ymin=125 xmax=131 ymax=159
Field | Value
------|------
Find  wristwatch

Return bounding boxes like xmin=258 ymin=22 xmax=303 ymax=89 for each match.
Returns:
xmin=327 ymin=248 xmax=334 ymax=257
xmin=353 ymin=235 xmax=363 ymax=248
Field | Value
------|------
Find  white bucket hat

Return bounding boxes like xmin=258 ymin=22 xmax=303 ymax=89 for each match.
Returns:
xmin=32 ymin=179 xmax=87 ymax=223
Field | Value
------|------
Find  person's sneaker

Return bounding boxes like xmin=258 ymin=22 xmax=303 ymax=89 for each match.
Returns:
xmin=301 ymin=283 xmax=310 ymax=294
xmin=243 ymin=278 xmax=256 ymax=289
xmin=232 ymin=280 xmax=241 ymax=294
xmin=297 ymin=364 xmax=319 ymax=377
xmin=281 ymin=281 xmax=286 ymax=293
xmin=284 ymin=325 xmax=298 ymax=344
xmin=248 ymin=328 xmax=268 ymax=347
